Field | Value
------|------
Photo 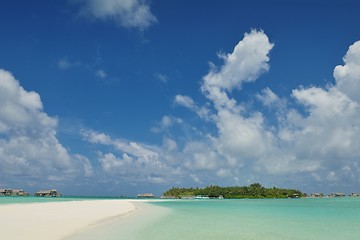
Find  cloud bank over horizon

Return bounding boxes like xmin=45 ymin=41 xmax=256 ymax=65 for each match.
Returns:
xmin=0 ymin=69 xmax=92 ymax=188
xmin=80 ymin=30 xmax=360 ymax=192
xmin=1 ymin=29 xmax=360 ymax=194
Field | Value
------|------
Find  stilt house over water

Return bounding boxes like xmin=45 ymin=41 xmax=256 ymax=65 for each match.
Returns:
xmin=0 ymin=188 xmax=30 ymax=196
xmin=137 ymin=193 xmax=155 ymax=198
xmin=35 ymin=189 xmax=61 ymax=197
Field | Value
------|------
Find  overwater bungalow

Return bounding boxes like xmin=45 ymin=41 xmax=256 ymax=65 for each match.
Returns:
xmin=35 ymin=189 xmax=61 ymax=197
xmin=329 ymin=192 xmax=345 ymax=197
xmin=0 ymin=189 xmax=9 ymax=196
xmin=136 ymin=193 xmax=155 ymax=198
xmin=11 ymin=189 xmax=30 ymax=196
xmin=289 ymin=194 xmax=300 ymax=198
xmin=0 ymin=188 xmax=29 ymax=196
xmin=160 ymin=195 xmax=177 ymax=199
xmin=310 ymin=193 xmax=323 ymax=198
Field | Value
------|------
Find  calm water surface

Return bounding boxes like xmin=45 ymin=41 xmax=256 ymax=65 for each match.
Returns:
xmin=67 ymin=197 xmax=360 ymax=240
xmin=0 ymin=196 xmax=85 ymax=204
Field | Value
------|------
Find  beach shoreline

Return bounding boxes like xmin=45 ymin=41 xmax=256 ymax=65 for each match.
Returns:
xmin=0 ymin=199 xmax=160 ymax=240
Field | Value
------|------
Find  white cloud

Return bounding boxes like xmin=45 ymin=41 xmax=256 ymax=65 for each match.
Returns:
xmin=76 ymin=0 xmax=157 ymax=30
xmin=82 ymin=129 xmax=184 ymax=183
xmin=99 ymin=152 xmax=131 ymax=173
xmin=272 ymin=85 xmax=360 ymax=175
xmin=58 ymin=59 xmax=71 ymax=69
xmin=256 ymin=87 xmax=281 ymax=107
xmin=154 ymin=73 xmax=167 ymax=83
xmin=197 ymin=30 xmax=275 ymax=173
xmin=74 ymin=31 xmax=360 ymax=192
xmin=174 ymin=95 xmax=212 ymax=121
xmin=82 ymin=127 xmax=235 ymax=186
xmin=0 ymin=69 xmax=93 ymax=184
xmin=334 ymin=41 xmax=360 ymax=103
xmin=215 ymin=108 xmax=273 ymax=161
xmin=151 ymin=115 xmax=183 ymax=133
xmin=57 ymin=58 xmax=82 ymax=70
xmin=190 ymin=174 xmax=201 ymax=183
xmin=183 ymin=141 xmax=222 ymax=171
xmin=216 ymin=168 xmax=232 ymax=177
xmin=175 ymin=95 xmax=196 ymax=109
xmin=148 ymin=176 xmax=166 ymax=184
xmin=251 ymin=41 xmax=360 ymax=183
xmin=163 ymin=137 xmax=177 ymax=151
xmin=173 ymin=31 xmax=360 ymax=190
xmin=161 ymin=115 xmax=173 ymax=128
xmin=96 ymin=69 xmax=107 ymax=79
xmin=202 ymin=29 xmax=273 ymax=95
xmin=201 ymin=30 xmax=273 ymax=112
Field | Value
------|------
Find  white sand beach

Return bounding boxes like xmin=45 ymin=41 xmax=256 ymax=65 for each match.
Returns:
xmin=0 ymin=199 xmax=145 ymax=240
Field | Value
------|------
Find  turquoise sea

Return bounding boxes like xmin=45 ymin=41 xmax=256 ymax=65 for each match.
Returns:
xmin=0 ymin=196 xmax=84 ymax=204
xmin=0 ymin=196 xmax=131 ymax=205
xmin=66 ymin=197 xmax=360 ymax=240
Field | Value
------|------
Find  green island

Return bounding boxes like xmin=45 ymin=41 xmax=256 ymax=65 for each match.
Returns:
xmin=163 ymin=183 xmax=304 ymax=199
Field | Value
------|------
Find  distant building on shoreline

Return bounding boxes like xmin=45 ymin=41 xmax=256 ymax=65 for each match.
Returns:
xmin=310 ymin=193 xmax=324 ymax=198
xmin=307 ymin=192 xmax=360 ymax=198
xmin=34 ymin=189 xmax=61 ymax=197
xmin=137 ymin=193 xmax=155 ymax=198
xmin=329 ymin=192 xmax=345 ymax=198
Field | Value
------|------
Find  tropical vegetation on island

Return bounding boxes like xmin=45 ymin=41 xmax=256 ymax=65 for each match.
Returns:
xmin=163 ymin=183 xmax=303 ymax=199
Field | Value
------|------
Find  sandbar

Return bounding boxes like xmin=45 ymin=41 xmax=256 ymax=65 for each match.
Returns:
xmin=0 ymin=199 xmax=149 ymax=240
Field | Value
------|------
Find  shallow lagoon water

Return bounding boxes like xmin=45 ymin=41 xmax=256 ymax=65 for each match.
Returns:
xmin=67 ymin=197 xmax=360 ymax=240
xmin=0 ymin=196 xmax=87 ymax=204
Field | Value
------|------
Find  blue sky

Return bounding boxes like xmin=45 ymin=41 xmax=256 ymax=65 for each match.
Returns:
xmin=1 ymin=0 xmax=360 ymax=196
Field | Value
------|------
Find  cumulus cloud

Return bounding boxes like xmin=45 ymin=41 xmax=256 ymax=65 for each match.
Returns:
xmin=183 ymin=141 xmax=221 ymax=171
xmin=174 ymin=95 xmax=212 ymax=120
xmin=334 ymin=41 xmax=360 ymax=103
xmin=273 ymin=73 xmax=360 ymax=177
xmin=163 ymin=137 xmax=177 ymax=151
xmin=175 ymin=95 xmax=196 ymax=109
xmin=82 ymin=129 xmax=159 ymax=161
xmin=0 ymin=69 xmax=93 ymax=185
xmin=268 ymin=42 xmax=360 ymax=182
xmin=75 ymin=0 xmax=157 ymax=30
xmin=200 ymin=30 xmax=273 ymax=115
xmin=198 ymin=30 xmax=275 ymax=170
xmin=203 ymin=30 xmax=273 ymax=91
xmin=174 ymin=31 xmax=360 ymax=190
xmin=81 ymin=129 xmax=184 ymax=183
xmin=71 ymin=30 xmax=360 ymax=192
xmin=256 ymin=87 xmax=285 ymax=109
xmin=160 ymin=115 xmax=182 ymax=129
xmin=81 ymin=127 xmax=236 ymax=186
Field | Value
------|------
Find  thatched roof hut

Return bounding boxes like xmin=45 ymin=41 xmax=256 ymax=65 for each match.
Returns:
xmin=0 ymin=189 xmax=7 ymax=196
xmin=0 ymin=189 xmax=30 ymax=196
xmin=137 ymin=193 xmax=155 ymax=198
xmin=11 ymin=189 xmax=30 ymax=196
xmin=0 ymin=189 xmax=13 ymax=196
xmin=35 ymin=189 xmax=61 ymax=197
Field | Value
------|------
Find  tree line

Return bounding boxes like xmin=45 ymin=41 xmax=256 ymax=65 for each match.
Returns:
xmin=163 ymin=183 xmax=303 ymax=199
